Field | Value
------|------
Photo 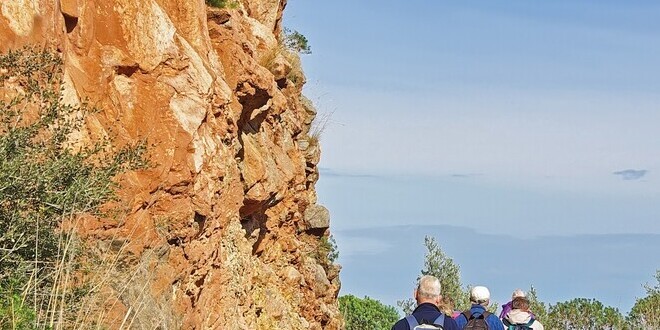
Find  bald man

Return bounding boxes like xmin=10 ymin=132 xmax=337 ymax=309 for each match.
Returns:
xmin=392 ymin=275 xmax=459 ymax=330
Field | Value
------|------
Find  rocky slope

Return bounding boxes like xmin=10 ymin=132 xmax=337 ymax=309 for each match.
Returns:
xmin=1 ymin=0 xmax=340 ymax=328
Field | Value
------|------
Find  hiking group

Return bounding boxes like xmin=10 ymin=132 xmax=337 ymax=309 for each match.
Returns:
xmin=391 ymin=275 xmax=544 ymax=330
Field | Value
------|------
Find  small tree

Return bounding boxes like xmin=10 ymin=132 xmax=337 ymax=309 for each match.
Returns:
xmin=547 ymin=298 xmax=625 ymax=330
xmin=316 ymin=234 xmax=339 ymax=266
xmin=526 ymin=286 xmax=548 ymax=324
xmin=283 ymin=28 xmax=312 ymax=55
xmin=421 ymin=236 xmax=469 ymax=311
xmin=398 ymin=236 xmax=468 ymax=315
xmin=627 ymin=270 xmax=660 ymax=328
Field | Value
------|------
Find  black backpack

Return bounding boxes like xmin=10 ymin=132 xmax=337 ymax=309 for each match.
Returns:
xmin=503 ymin=318 xmax=535 ymax=330
xmin=463 ymin=310 xmax=491 ymax=330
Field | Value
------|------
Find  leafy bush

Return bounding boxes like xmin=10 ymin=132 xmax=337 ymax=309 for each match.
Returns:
xmin=0 ymin=281 xmax=36 ymax=329
xmin=339 ymin=294 xmax=400 ymax=330
xmin=547 ymin=298 xmax=625 ymax=330
xmin=0 ymin=47 xmax=146 ymax=328
xmin=627 ymin=270 xmax=660 ymax=328
xmin=318 ymin=235 xmax=339 ymax=264
xmin=526 ymin=286 xmax=548 ymax=324
xmin=283 ymin=28 xmax=311 ymax=55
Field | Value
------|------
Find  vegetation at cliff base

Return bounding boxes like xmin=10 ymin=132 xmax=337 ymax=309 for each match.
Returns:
xmin=339 ymin=294 xmax=399 ymax=330
xmin=0 ymin=47 xmax=146 ymax=329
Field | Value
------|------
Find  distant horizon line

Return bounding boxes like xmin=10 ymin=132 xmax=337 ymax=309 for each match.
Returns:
xmin=332 ymin=223 xmax=660 ymax=239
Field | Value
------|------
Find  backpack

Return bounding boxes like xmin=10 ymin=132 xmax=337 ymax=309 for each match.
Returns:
xmin=503 ymin=318 xmax=535 ymax=330
xmin=462 ymin=310 xmax=491 ymax=330
xmin=405 ymin=314 xmax=445 ymax=330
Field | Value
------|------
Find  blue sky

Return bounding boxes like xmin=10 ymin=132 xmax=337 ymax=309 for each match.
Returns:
xmin=284 ymin=0 xmax=660 ymax=313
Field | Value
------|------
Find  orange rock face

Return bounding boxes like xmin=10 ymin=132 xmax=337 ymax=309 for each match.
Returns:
xmin=1 ymin=0 xmax=340 ymax=328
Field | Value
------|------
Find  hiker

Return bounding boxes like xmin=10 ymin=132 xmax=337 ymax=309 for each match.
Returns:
xmin=499 ymin=289 xmax=534 ymax=319
xmin=501 ymin=297 xmax=544 ymax=330
xmin=392 ymin=275 xmax=460 ymax=330
xmin=455 ymin=286 xmax=504 ymax=330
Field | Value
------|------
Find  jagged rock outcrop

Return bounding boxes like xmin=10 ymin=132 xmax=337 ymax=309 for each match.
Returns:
xmin=1 ymin=0 xmax=340 ymax=329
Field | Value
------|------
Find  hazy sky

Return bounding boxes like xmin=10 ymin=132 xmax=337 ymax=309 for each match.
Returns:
xmin=284 ymin=0 xmax=660 ymax=312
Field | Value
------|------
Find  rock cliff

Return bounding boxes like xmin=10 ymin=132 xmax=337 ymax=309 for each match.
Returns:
xmin=1 ymin=0 xmax=340 ymax=329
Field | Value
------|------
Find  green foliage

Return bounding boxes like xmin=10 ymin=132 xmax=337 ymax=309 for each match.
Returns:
xmin=397 ymin=236 xmax=468 ymax=315
xmin=547 ymin=298 xmax=626 ymax=330
xmin=0 ymin=282 xmax=36 ymax=329
xmin=318 ymin=235 xmax=339 ymax=264
xmin=205 ymin=0 xmax=239 ymax=9
xmin=420 ymin=236 xmax=469 ymax=311
xmin=627 ymin=270 xmax=660 ymax=328
xmin=339 ymin=295 xmax=400 ymax=330
xmin=0 ymin=47 xmax=147 ymax=328
xmin=526 ymin=286 xmax=548 ymax=324
xmin=396 ymin=299 xmax=415 ymax=316
xmin=283 ymin=28 xmax=311 ymax=54
xmin=258 ymin=26 xmax=310 ymax=85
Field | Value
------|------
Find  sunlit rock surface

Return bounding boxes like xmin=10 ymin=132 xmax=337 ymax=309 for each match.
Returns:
xmin=0 ymin=0 xmax=340 ymax=328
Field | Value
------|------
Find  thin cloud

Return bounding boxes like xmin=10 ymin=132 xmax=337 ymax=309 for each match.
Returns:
xmin=613 ymin=169 xmax=648 ymax=180
xmin=451 ymin=173 xmax=483 ymax=178
xmin=319 ymin=167 xmax=377 ymax=178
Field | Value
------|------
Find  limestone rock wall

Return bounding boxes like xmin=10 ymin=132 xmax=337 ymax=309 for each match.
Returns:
xmin=1 ymin=0 xmax=340 ymax=329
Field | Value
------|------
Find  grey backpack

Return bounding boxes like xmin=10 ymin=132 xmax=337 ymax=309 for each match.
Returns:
xmin=405 ymin=314 xmax=445 ymax=330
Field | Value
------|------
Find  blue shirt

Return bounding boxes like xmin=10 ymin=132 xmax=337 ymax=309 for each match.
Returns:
xmin=392 ymin=303 xmax=459 ymax=330
xmin=455 ymin=304 xmax=504 ymax=330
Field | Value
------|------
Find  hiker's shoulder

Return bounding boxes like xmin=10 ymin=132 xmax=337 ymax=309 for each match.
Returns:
xmin=442 ymin=315 xmax=460 ymax=330
xmin=391 ymin=316 xmax=409 ymax=330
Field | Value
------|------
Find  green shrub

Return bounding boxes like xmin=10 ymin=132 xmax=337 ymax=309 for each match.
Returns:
xmin=0 ymin=279 xmax=36 ymax=330
xmin=547 ymin=298 xmax=625 ymax=329
xmin=627 ymin=270 xmax=660 ymax=328
xmin=318 ymin=235 xmax=339 ymax=265
xmin=283 ymin=28 xmax=311 ymax=55
xmin=526 ymin=286 xmax=548 ymax=324
xmin=0 ymin=47 xmax=147 ymax=328
xmin=340 ymin=295 xmax=400 ymax=330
